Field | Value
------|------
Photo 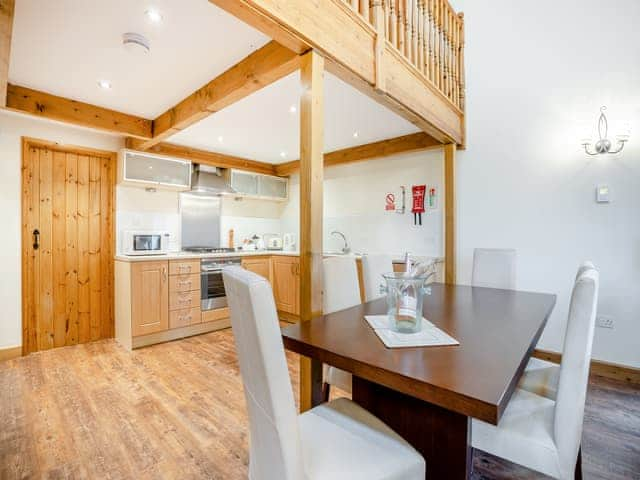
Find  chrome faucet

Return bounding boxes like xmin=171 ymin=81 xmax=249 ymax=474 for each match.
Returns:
xmin=331 ymin=231 xmax=351 ymax=254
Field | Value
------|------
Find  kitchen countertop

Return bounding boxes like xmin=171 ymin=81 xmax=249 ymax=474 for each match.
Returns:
xmin=114 ymin=250 xmax=300 ymax=262
xmin=115 ymin=250 xmax=444 ymax=264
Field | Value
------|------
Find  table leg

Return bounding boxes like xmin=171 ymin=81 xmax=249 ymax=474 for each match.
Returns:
xmin=352 ymin=376 xmax=472 ymax=480
xmin=310 ymin=358 xmax=324 ymax=408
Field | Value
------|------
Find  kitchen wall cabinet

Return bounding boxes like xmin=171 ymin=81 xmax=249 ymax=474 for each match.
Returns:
xmin=118 ymin=149 xmax=191 ymax=191
xmin=229 ymin=170 xmax=288 ymax=201
xmin=130 ymin=261 xmax=169 ymax=336
xmin=272 ymin=256 xmax=299 ymax=315
xmin=241 ymin=257 xmax=272 ymax=284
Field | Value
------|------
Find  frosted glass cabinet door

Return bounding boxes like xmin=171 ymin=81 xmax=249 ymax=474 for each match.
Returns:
xmin=231 ymin=171 xmax=259 ymax=196
xmin=258 ymin=175 xmax=288 ymax=199
xmin=123 ymin=152 xmax=191 ymax=189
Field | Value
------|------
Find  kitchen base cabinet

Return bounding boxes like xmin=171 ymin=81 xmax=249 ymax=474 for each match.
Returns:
xmin=131 ymin=261 xmax=169 ymax=336
xmin=272 ymin=256 xmax=300 ymax=316
xmin=115 ymin=259 xmax=228 ymax=351
xmin=241 ymin=257 xmax=272 ymax=283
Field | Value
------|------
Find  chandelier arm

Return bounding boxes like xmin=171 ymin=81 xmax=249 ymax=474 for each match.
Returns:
xmin=608 ymin=141 xmax=627 ymax=155
xmin=583 ymin=144 xmax=599 ymax=156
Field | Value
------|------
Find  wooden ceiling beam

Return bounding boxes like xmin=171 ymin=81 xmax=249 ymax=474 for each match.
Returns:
xmin=6 ymin=84 xmax=153 ymax=138
xmin=274 ymin=132 xmax=442 ymax=176
xmin=126 ymin=140 xmax=277 ymax=176
xmin=134 ymin=40 xmax=301 ymax=151
xmin=0 ymin=0 xmax=15 ymax=106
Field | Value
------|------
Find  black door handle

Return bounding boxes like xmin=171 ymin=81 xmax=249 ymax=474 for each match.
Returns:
xmin=33 ymin=229 xmax=40 ymax=250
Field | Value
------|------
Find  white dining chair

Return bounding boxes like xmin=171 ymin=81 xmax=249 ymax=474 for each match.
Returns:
xmin=471 ymin=248 xmax=517 ymax=289
xmin=361 ymin=254 xmax=394 ymax=302
xmin=222 ymin=266 xmax=426 ymax=480
xmin=472 ymin=267 xmax=599 ymax=480
xmin=321 ymin=256 xmax=362 ymax=398
xmin=519 ymin=261 xmax=596 ymax=400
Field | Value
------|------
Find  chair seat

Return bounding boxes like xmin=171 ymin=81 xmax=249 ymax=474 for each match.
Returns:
xmin=300 ymin=398 xmax=425 ymax=480
xmin=323 ymin=365 xmax=353 ymax=394
xmin=472 ymin=388 xmax=561 ymax=479
xmin=519 ymin=357 xmax=560 ymax=400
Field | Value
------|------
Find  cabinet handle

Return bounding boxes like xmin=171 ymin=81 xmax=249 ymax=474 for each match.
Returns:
xmin=179 ymin=265 xmax=192 ymax=272
xmin=162 ymin=267 xmax=167 ymax=281
xmin=178 ymin=281 xmax=191 ymax=287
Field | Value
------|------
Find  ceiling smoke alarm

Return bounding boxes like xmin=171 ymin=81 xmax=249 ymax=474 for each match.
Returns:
xmin=122 ymin=32 xmax=151 ymax=55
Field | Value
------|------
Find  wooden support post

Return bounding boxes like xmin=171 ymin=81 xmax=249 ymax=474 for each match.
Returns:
xmin=298 ymin=50 xmax=325 ymax=413
xmin=0 ymin=0 xmax=15 ymax=106
xmin=444 ymin=143 xmax=456 ymax=284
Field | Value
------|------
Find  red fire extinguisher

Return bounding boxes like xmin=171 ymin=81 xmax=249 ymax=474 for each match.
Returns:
xmin=412 ymin=185 xmax=426 ymax=225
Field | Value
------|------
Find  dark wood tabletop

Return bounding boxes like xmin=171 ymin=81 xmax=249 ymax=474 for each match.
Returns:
xmin=281 ymin=282 xmax=557 ymax=424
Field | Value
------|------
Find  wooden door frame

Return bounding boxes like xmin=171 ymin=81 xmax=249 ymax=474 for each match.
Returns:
xmin=21 ymin=137 xmax=117 ymax=355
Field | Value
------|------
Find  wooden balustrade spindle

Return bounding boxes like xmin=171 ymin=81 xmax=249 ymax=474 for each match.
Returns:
xmin=351 ymin=0 xmax=359 ymax=13
xmin=389 ymin=0 xmax=397 ymax=45
xmin=383 ymin=0 xmax=390 ymax=41
xmin=452 ymin=12 xmax=460 ymax=107
xmin=427 ymin=0 xmax=434 ymax=82
xmin=417 ymin=0 xmax=424 ymax=74
xmin=445 ymin=8 xmax=452 ymax=99
xmin=404 ymin=0 xmax=411 ymax=59
xmin=458 ymin=12 xmax=465 ymax=110
xmin=360 ymin=0 xmax=370 ymax=23
xmin=398 ymin=0 xmax=405 ymax=54
xmin=412 ymin=0 xmax=418 ymax=67
xmin=435 ymin=0 xmax=441 ymax=90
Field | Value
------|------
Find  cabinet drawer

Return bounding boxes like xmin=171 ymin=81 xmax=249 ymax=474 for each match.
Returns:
xmin=169 ymin=307 xmax=201 ymax=329
xmin=169 ymin=273 xmax=200 ymax=292
xmin=201 ymin=307 xmax=230 ymax=324
xmin=169 ymin=290 xmax=200 ymax=311
xmin=169 ymin=259 xmax=200 ymax=276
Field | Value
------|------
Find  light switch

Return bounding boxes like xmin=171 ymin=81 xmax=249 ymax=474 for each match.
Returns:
xmin=596 ymin=184 xmax=610 ymax=203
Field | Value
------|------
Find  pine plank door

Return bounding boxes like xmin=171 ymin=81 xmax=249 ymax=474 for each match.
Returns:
xmin=22 ymin=139 xmax=115 ymax=354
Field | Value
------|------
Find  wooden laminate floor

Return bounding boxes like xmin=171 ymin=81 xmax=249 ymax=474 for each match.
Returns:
xmin=1 ymin=328 xmax=638 ymax=479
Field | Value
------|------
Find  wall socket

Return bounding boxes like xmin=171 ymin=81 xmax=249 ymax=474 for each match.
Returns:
xmin=596 ymin=315 xmax=615 ymax=329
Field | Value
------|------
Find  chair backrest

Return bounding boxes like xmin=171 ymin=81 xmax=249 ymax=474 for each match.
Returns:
xmin=553 ymin=267 xmax=599 ymax=479
xmin=222 ymin=266 xmax=304 ymax=480
xmin=575 ymin=260 xmax=595 ymax=280
xmin=471 ymin=248 xmax=517 ymax=289
xmin=361 ymin=254 xmax=394 ymax=302
xmin=323 ymin=256 xmax=361 ymax=314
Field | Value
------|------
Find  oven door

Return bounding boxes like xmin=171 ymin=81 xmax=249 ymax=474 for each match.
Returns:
xmin=201 ymin=270 xmax=228 ymax=310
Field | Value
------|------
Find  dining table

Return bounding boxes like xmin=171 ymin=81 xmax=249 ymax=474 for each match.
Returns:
xmin=281 ymin=282 xmax=557 ymax=480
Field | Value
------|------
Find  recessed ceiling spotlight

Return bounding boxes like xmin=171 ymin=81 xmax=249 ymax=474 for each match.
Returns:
xmin=98 ymin=79 xmax=112 ymax=90
xmin=353 ymin=131 xmax=359 ymax=138
xmin=289 ymin=105 xmax=297 ymax=114
xmin=217 ymin=136 xmax=224 ymax=143
xmin=122 ymin=32 xmax=151 ymax=55
xmin=280 ymin=151 xmax=287 ymax=158
xmin=145 ymin=8 xmax=163 ymax=24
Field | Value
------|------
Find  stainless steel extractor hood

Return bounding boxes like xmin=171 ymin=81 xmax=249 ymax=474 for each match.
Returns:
xmin=190 ymin=164 xmax=235 ymax=196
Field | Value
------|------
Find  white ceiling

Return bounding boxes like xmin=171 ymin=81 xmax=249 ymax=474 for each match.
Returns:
xmin=9 ymin=0 xmax=269 ymax=118
xmin=170 ymin=71 xmax=420 ymax=163
xmin=9 ymin=0 xmax=420 ymax=161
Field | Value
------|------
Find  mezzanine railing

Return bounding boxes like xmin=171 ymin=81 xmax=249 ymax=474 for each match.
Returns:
xmin=340 ymin=0 xmax=465 ymax=111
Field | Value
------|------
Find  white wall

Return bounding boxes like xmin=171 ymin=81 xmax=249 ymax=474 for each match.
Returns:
xmin=281 ymin=149 xmax=444 ymax=256
xmin=449 ymin=0 xmax=640 ymax=367
xmin=0 ymin=110 xmax=123 ymax=349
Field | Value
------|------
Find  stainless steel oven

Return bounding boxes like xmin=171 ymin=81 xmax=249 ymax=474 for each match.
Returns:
xmin=201 ymin=257 xmax=242 ymax=310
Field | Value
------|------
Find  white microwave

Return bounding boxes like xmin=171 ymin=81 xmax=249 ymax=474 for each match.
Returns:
xmin=122 ymin=231 xmax=170 ymax=256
